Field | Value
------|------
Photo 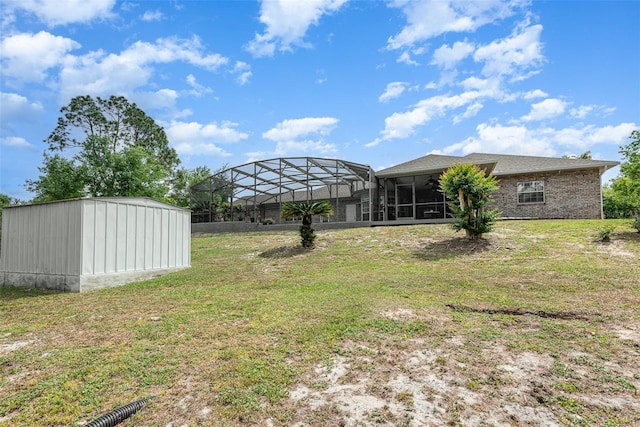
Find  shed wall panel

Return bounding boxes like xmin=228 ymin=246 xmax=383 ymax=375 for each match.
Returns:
xmin=168 ymin=210 xmax=177 ymax=267
xmin=126 ymin=205 xmax=136 ymax=271
xmin=94 ymin=201 xmax=107 ymax=274
xmin=116 ymin=204 xmax=128 ymax=271
xmin=144 ymin=207 xmax=154 ymax=270
xmin=82 ymin=201 xmax=96 ymax=275
xmin=104 ymin=202 xmax=118 ymax=273
xmin=152 ymin=208 xmax=161 ymax=269
xmin=161 ymin=209 xmax=169 ymax=268
xmin=135 ymin=206 xmax=146 ymax=270
xmin=0 ymin=201 xmax=82 ymax=276
xmin=66 ymin=202 xmax=82 ymax=275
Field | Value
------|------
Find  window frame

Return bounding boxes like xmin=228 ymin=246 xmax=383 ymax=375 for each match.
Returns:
xmin=517 ymin=180 xmax=545 ymax=204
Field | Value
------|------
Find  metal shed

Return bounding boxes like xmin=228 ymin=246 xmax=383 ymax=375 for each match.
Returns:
xmin=0 ymin=198 xmax=190 ymax=292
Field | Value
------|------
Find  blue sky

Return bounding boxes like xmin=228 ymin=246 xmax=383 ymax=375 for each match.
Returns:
xmin=1 ymin=0 xmax=638 ymax=200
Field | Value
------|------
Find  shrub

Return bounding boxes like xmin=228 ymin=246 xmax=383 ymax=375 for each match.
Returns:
xmin=631 ymin=214 xmax=640 ymax=233
xmin=596 ymin=224 xmax=616 ymax=242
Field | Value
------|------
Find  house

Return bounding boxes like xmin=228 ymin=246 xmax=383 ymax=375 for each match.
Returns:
xmin=189 ymin=153 xmax=618 ymax=233
xmin=0 ymin=198 xmax=191 ymax=292
xmin=374 ymin=153 xmax=619 ymax=222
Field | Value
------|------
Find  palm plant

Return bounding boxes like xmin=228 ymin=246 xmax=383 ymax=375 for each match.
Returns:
xmin=281 ymin=200 xmax=333 ymax=248
xmin=439 ymin=163 xmax=500 ymax=240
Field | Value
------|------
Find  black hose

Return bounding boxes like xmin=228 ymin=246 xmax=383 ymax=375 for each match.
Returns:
xmin=84 ymin=396 xmax=153 ymax=427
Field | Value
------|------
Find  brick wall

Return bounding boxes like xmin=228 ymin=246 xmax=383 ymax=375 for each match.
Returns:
xmin=490 ymin=169 xmax=603 ymax=219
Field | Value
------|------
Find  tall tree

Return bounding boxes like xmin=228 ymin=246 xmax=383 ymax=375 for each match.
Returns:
xmin=604 ymin=130 xmax=640 ymax=228
xmin=281 ymin=200 xmax=333 ymax=248
xmin=169 ymin=165 xmax=213 ymax=208
xmin=439 ymin=163 xmax=500 ymax=240
xmin=27 ymin=95 xmax=179 ymax=202
xmin=563 ymin=151 xmax=592 ymax=159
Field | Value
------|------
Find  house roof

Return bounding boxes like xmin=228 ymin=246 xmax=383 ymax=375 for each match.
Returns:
xmin=376 ymin=152 xmax=619 ymax=178
xmin=375 ymin=154 xmax=498 ymax=178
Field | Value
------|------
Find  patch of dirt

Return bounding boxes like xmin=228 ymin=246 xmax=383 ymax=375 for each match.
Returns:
xmin=612 ymin=325 xmax=640 ymax=344
xmin=0 ymin=339 xmax=34 ymax=356
xmin=597 ymin=240 xmax=637 ymax=258
xmin=381 ymin=308 xmax=417 ymax=321
xmin=288 ymin=337 xmax=564 ymax=426
xmin=287 ymin=313 xmax=640 ymax=426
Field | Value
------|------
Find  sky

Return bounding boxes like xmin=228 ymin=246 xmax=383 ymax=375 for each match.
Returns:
xmin=1 ymin=0 xmax=638 ymax=200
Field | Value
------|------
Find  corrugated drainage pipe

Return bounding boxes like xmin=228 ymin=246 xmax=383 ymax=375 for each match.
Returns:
xmin=84 ymin=397 xmax=153 ymax=427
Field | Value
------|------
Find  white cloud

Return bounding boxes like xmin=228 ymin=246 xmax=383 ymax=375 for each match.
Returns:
xmin=551 ymin=122 xmax=637 ymax=149
xmin=141 ymin=10 xmax=163 ymax=22
xmin=379 ymin=82 xmax=407 ymax=102
xmin=237 ymin=72 xmax=252 ymax=85
xmin=122 ymin=37 xmax=228 ymax=70
xmin=387 ymin=0 xmax=521 ymax=50
xmin=0 ymin=136 xmax=34 ymax=149
xmin=569 ymin=104 xmax=616 ymax=119
xmin=3 ymin=0 xmax=116 ymax=26
xmin=185 ymin=74 xmax=213 ymax=97
xmin=245 ymin=151 xmax=270 ymax=163
xmin=396 ymin=51 xmax=419 ymax=66
xmin=441 ymin=121 xmax=638 ymax=156
xmin=569 ymin=105 xmax=594 ymax=119
xmin=453 ymin=102 xmax=483 ymax=124
xmin=167 ymin=120 xmax=249 ymax=144
xmin=165 ymin=120 xmax=249 ymax=157
xmin=0 ymin=31 xmax=80 ymax=83
xmin=459 ymin=76 xmax=502 ymax=95
xmin=431 ymin=40 xmax=475 ymax=69
xmin=368 ymin=91 xmax=483 ymax=147
xmin=135 ymin=89 xmax=179 ymax=111
xmin=523 ymin=89 xmax=548 ymax=99
xmin=0 ymin=92 xmax=44 ymax=123
xmin=262 ymin=117 xmax=339 ymax=155
xmin=444 ymin=123 xmax=557 ymax=156
xmin=172 ymin=142 xmax=231 ymax=157
xmin=246 ymin=0 xmax=348 ymax=57
xmin=233 ymin=61 xmax=252 ymax=85
xmin=58 ymin=36 xmax=228 ymax=99
xmin=521 ymin=98 xmax=567 ymax=122
xmin=474 ymin=22 xmax=544 ymax=80
xmin=263 ymin=117 xmax=338 ymax=141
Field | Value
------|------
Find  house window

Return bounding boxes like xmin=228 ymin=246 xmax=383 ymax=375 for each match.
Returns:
xmin=517 ymin=180 xmax=544 ymax=203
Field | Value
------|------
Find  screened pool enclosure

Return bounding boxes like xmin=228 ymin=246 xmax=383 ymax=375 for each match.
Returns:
xmin=190 ymin=157 xmax=375 ymax=225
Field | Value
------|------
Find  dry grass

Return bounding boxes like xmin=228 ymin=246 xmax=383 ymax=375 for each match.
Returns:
xmin=1 ymin=219 xmax=639 ymax=426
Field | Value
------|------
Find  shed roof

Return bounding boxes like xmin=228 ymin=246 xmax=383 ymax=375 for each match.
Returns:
xmin=4 ymin=197 xmax=187 ymax=211
xmin=376 ymin=152 xmax=619 ymax=178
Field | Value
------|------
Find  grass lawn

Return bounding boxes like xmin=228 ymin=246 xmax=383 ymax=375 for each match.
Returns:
xmin=1 ymin=219 xmax=639 ymax=426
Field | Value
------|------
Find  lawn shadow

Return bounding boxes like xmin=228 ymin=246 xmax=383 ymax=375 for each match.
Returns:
xmin=413 ymin=237 xmax=492 ymax=261
xmin=617 ymin=230 xmax=640 ymax=242
xmin=0 ymin=286 xmax=63 ymax=301
xmin=259 ymin=245 xmax=309 ymax=259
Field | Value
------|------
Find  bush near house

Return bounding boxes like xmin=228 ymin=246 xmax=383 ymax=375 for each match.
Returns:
xmin=439 ymin=163 xmax=500 ymax=240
